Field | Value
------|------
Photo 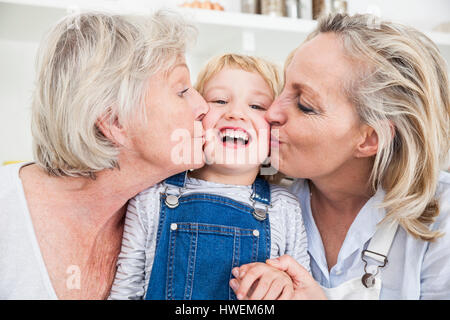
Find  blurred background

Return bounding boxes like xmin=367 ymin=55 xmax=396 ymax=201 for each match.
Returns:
xmin=1 ymin=0 xmax=449 ymax=168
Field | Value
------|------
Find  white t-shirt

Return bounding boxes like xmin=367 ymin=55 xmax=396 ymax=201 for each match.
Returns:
xmin=109 ymin=177 xmax=310 ymax=300
xmin=0 ymin=163 xmax=57 ymax=299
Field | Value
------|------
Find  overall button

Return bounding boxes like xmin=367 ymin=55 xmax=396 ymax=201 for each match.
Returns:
xmin=253 ymin=229 xmax=260 ymax=237
xmin=165 ymin=195 xmax=179 ymax=208
xmin=170 ymin=223 xmax=178 ymax=231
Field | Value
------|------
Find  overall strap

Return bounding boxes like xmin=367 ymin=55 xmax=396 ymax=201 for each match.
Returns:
xmin=164 ymin=171 xmax=188 ymax=188
xmin=250 ymin=177 xmax=271 ymax=221
xmin=251 ymin=177 xmax=271 ymax=205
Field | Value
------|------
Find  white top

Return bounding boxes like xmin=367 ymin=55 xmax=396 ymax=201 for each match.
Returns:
xmin=289 ymin=171 xmax=450 ymax=299
xmin=0 ymin=163 xmax=57 ymax=300
xmin=109 ymin=177 xmax=310 ymax=300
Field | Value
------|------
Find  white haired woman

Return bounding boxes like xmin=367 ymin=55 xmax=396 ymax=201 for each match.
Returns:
xmin=230 ymin=13 xmax=450 ymax=299
xmin=0 ymin=11 xmax=208 ymax=299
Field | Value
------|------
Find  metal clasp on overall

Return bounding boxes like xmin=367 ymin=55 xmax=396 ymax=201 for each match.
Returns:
xmin=249 ymin=194 xmax=271 ymax=221
xmin=163 ymin=186 xmax=183 ymax=209
xmin=361 ymin=249 xmax=388 ymax=288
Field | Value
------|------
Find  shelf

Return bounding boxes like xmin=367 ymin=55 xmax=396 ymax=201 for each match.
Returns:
xmin=1 ymin=0 xmax=449 ymax=67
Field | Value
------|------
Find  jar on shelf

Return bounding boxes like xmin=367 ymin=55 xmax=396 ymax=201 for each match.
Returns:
xmin=299 ymin=0 xmax=313 ymax=19
xmin=312 ymin=0 xmax=331 ymax=19
xmin=332 ymin=0 xmax=347 ymax=14
xmin=241 ymin=0 xmax=260 ymax=14
xmin=261 ymin=0 xmax=285 ymax=17
xmin=312 ymin=0 xmax=347 ymax=19
xmin=285 ymin=0 xmax=299 ymax=19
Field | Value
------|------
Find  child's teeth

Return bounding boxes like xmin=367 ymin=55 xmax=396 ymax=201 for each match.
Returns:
xmin=221 ymin=129 xmax=249 ymax=144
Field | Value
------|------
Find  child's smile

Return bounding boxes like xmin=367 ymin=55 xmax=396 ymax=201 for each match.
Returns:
xmin=219 ymin=127 xmax=251 ymax=148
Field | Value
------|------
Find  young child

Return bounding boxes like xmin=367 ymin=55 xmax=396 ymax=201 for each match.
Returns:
xmin=109 ymin=54 xmax=309 ymax=300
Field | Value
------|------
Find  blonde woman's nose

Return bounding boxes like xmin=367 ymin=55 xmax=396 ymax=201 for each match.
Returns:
xmin=265 ymin=97 xmax=287 ymax=126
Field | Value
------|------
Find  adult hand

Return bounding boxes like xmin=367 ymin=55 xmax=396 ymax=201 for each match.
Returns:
xmin=266 ymin=254 xmax=327 ymax=300
xmin=229 ymin=262 xmax=295 ymax=300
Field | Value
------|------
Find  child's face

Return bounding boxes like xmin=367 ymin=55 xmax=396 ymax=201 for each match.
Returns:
xmin=201 ymin=67 xmax=273 ymax=173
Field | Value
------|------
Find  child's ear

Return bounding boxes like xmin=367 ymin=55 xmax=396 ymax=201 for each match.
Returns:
xmin=96 ymin=110 xmax=127 ymax=147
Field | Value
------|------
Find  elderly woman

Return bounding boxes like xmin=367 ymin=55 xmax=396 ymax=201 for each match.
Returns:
xmin=231 ymin=13 xmax=450 ymax=299
xmin=0 ymin=11 xmax=208 ymax=299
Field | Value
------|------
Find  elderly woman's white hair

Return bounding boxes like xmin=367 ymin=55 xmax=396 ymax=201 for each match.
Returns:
xmin=31 ymin=10 xmax=197 ymax=178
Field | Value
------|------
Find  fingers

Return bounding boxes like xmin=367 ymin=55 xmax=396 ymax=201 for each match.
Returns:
xmin=231 ymin=263 xmax=252 ymax=280
xmin=266 ymin=255 xmax=312 ymax=287
xmin=247 ymin=275 xmax=274 ymax=300
xmin=233 ymin=263 xmax=266 ymax=300
xmin=229 ymin=278 xmax=240 ymax=294
xmin=262 ymin=278 xmax=292 ymax=300
xmin=267 ymin=256 xmax=328 ymax=300
xmin=230 ymin=262 xmax=294 ymax=300
xmin=277 ymin=285 xmax=294 ymax=300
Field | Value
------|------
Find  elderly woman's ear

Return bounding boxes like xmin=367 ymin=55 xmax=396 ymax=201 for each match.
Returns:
xmin=96 ymin=109 xmax=128 ymax=147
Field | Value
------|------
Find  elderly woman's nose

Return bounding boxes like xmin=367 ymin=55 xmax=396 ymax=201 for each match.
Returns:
xmin=193 ymin=89 xmax=209 ymax=121
xmin=265 ymin=97 xmax=287 ymax=126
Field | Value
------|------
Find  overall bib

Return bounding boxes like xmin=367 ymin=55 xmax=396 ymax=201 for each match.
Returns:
xmin=145 ymin=172 xmax=272 ymax=300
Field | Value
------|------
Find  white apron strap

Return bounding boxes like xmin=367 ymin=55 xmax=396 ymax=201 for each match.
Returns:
xmin=360 ymin=219 xmax=399 ymax=288
xmin=363 ymin=220 xmax=399 ymax=263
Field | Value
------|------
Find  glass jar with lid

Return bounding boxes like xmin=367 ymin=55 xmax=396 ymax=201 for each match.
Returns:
xmin=261 ymin=0 xmax=285 ymax=17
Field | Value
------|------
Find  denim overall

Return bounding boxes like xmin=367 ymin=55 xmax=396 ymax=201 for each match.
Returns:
xmin=145 ymin=171 xmax=271 ymax=300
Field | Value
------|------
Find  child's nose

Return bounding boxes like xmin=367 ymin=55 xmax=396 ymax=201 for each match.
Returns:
xmin=224 ymin=102 xmax=246 ymax=121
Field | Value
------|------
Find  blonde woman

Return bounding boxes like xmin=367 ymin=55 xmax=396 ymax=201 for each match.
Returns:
xmin=0 ymin=11 xmax=208 ymax=299
xmin=231 ymin=13 xmax=450 ymax=299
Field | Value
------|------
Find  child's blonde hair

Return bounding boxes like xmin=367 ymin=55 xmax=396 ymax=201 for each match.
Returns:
xmin=195 ymin=53 xmax=282 ymax=98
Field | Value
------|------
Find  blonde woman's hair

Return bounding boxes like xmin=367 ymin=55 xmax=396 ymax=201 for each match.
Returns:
xmin=195 ymin=53 xmax=283 ymax=98
xmin=31 ymin=10 xmax=197 ymax=178
xmin=306 ymin=13 xmax=450 ymax=241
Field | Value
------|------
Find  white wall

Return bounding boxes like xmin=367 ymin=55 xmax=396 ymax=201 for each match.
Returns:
xmin=0 ymin=39 xmax=36 ymax=163
xmin=346 ymin=0 xmax=450 ymax=32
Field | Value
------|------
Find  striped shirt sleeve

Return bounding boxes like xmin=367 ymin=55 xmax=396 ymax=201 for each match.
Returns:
xmin=108 ymin=196 xmax=148 ymax=300
xmin=269 ymin=185 xmax=310 ymax=272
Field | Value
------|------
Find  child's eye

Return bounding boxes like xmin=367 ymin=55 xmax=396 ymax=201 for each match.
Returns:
xmin=249 ymin=104 xmax=266 ymax=111
xmin=178 ymin=88 xmax=189 ymax=97
xmin=212 ymin=100 xmax=227 ymax=105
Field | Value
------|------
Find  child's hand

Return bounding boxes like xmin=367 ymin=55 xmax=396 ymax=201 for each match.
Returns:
xmin=229 ymin=262 xmax=295 ymax=300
